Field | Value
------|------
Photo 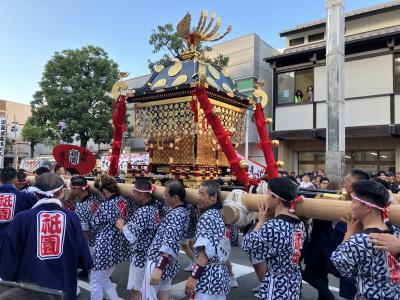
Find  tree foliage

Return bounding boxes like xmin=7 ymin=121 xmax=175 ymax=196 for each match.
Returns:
xmin=147 ymin=23 xmax=229 ymax=72
xmin=21 ymin=116 xmax=45 ymax=158
xmin=31 ymin=45 xmax=119 ymax=148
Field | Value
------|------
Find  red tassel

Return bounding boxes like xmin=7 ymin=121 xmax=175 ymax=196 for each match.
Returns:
xmin=289 ymin=196 xmax=304 ymax=213
xmin=108 ymin=94 xmax=126 ymax=176
xmin=190 ymin=98 xmax=198 ymax=123
xmin=253 ymin=103 xmax=279 ymax=179
xmin=382 ymin=203 xmax=391 ymax=222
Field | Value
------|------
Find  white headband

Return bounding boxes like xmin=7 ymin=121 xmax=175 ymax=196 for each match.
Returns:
xmin=31 ymin=185 xmax=64 ymax=197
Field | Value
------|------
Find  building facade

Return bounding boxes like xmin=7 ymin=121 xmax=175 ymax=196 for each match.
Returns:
xmin=266 ymin=1 xmax=400 ymax=175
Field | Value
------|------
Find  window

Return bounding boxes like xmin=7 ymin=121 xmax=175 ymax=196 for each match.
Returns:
xmin=299 ymin=150 xmax=395 ymax=175
xmin=395 ymin=53 xmax=400 ymax=94
xmin=345 ymin=150 xmax=395 ymax=174
xmin=289 ymin=37 xmax=304 ymax=47
xmin=298 ymin=151 xmax=325 ymax=175
xmin=277 ymin=68 xmax=314 ymax=104
xmin=308 ymin=32 xmax=324 ymax=43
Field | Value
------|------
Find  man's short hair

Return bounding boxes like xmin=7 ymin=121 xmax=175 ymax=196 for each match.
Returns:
xmin=352 ymin=180 xmax=389 ymax=209
xmin=135 ymin=178 xmax=152 ymax=194
xmin=372 ymin=178 xmax=390 ymax=190
xmin=268 ymin=177 xmax=298 ymax=208
xmin=321 ymin=177 xmax=330 ymax=183
xmin=53 ymin=164 xmax=63 ymax=173
xmin=70 ymin=176 xmax=88 ymax=187
xmin=66 ymin=168 xmax=80 ymax=176
xmin=350 ymin=169 xmax=370 ymax=181
xmin=200 ymin=180 xmax=222 ymax=209
xmin=34 ymin=166 xmax=50 ymax=176
xmin=35 ymin=173 xmax=64 ymax=198
xmin=0 ymin=167 xmax=17 ymax=183
xmin=165 ymin=179 xmax=186 ymax=202
xmin=17 ymin=170 xmax=27 ymax=183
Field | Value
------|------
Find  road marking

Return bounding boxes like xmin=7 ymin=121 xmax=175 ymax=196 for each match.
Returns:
xmin=302 ymin=280 xmax=340 ymax=293
xmin=78 ymin=280 xmax=125 ymax=300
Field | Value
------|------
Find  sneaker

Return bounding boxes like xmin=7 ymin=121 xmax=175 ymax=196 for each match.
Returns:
xmin=252 ymin=283 xmax=262 ymax=292
xmin=230 ymin=276 xmax=239 ymax=288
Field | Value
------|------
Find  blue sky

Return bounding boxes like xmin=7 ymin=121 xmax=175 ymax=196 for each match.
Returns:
xmin=0 ymin=0 xmax=389 ymax=104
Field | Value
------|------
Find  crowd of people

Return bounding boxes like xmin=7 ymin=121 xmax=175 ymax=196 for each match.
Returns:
xmin=0 ymin=165 xmax=400 ymax=300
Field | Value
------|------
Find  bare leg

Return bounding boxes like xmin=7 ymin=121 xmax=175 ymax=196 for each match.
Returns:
xmin=157 ymin=290 xmax=170 ymax=300
xmin=181 ymin=242 xmax=194 ymax=261
xmin=131 ymin=290 xmax=141 ymax=300
xmin=226 ymin=259 xmax=234 ymax=277
xmin=253 ymin=262 xmax=267 ymax=282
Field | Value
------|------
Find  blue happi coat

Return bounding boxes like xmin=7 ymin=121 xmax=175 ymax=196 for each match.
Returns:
xmin=0 ymin=199 xmax=93 ymax=300
xmin=242 ymin=214 xmax=306 ymax=300
xmin=0 ymin=184 xmax=37 ymax=236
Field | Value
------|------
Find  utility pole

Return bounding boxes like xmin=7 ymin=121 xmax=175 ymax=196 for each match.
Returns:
xmin=325 ymin=0 xmax=345 ymax=185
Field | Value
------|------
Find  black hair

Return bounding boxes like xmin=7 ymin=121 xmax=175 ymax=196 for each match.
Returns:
xmin=34 ymin=173 xmax=65 ymax=199
xmin=321 ymin=177 xmax=330 ymax=183
xmin=54 ymin=164 xmax=63 ymax=173
xmin=352 ymin=180 xmax=389 ymax=209
xmin=66 ymin=168 xmax=80 ymax=176
xmin=200 ymin=180 xmax=222 ymax=209
xmin=350 ymin=168 xmax=370 ymax=181
xmin=34 ymin=166 xmax=50 ymax=176
xmin=16 ymin=171 xmax=27 ymax=183
xmin=135 ymin=178 xmax=152 ymax=194
xmin=165 ymin=179 xmax=186 ymax=202
xmin=378 ymin=170 xmax=387 ymax=177
xmin=372 ymin=178 xmax=390 ymax=190
xmin=70 ymin=176 xmax=88 ymax=187
xmin=268 ymin=177 xmax=298 ymax=208
xmin=0 ymin=167 xmax=17 ymax=184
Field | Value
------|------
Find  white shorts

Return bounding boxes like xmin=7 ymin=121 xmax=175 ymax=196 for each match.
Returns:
xmin=141 ymin=261 xmax=172 ymax=300
xmin=127 ymin=263 xmax=145 ymax=291
xmin=251 ymin=257 xmax=264 ymax=265
xmin=194 ymin=292 xmax=226 ymax=300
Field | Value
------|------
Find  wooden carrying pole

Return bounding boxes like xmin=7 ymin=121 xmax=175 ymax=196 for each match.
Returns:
xmin=105 ymin=182 xmax=400 ymax=226
xmin=28 ymin=178 xmax=400 ymax=226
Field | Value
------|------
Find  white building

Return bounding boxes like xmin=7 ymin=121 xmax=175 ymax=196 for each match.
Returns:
xmin=265 ymin=1 xmax=400 ymax=175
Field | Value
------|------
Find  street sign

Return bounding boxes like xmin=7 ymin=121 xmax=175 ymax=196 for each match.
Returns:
xmin=0 ymin=118 xmax=6 ymax=168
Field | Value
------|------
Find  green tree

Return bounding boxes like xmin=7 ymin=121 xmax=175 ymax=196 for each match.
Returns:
xmin=21 ymin=116 xmax=45 ymax=158
xmin=147 ymin=23 xmax=229 ymax=72
xmin=31 ymin=45 xmax=119 ymax=148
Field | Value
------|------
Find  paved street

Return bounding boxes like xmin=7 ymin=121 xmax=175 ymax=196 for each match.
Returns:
xmin=77 ymin=238 xmax=345 ymax=300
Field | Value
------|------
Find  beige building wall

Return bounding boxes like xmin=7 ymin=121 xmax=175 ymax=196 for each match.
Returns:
xmin=5 ymin=100 xmax=31 ymax=125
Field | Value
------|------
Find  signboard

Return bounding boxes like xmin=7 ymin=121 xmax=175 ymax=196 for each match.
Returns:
xmin=238 ymin=154 xmax=266 ymax=179
xmin=20 ymin=159 xmax=52 ymax=173
xmin=53 ymin=144 xmax=96 ymax=175
xmin=0 ymin=118 xmax=6 ymax=168
xmin=101 ymin=153 xmax=149 ymax=172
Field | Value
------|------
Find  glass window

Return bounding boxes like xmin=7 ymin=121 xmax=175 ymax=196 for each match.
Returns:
xmin=308 ymin=32 xmax=324 ymax=43
xmin=289 ymin=37 xmax=304 ymax=47
xmin=298 ymin=152 xmax=325 ymax=175
xmin=277 ymin=68 xmax=314 ymax=104
xmin=277 ymin=72 xmax=294 ymax=104
xmin=395 ymin=54 xmax=400 ymax=94
xmin=295 ymin=69 xmax=314 ymax=102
